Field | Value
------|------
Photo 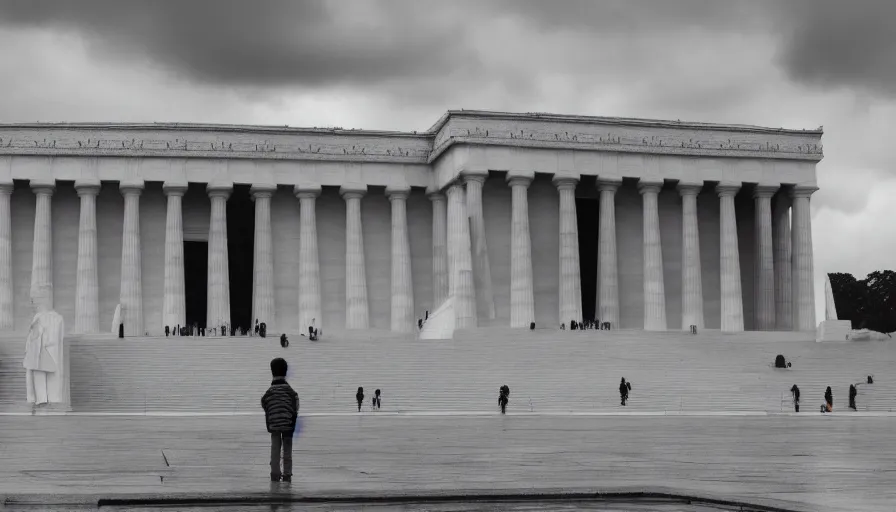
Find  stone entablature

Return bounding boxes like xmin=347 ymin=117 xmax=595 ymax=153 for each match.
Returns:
xmin=0 ymin=111 xmax=823 ymax=191
xmin=429 ymin=111 xmax=824 ymax=163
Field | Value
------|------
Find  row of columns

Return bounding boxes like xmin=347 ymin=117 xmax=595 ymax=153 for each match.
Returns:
xmin=0 ymin=181 xmax=421 ymax=335
xmin=431 ymin=175 xmax=817 ymax=333
xmin=0 ymin=176 xmax=817 ymax=333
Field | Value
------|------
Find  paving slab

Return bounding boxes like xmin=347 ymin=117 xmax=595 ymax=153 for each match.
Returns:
xmin=1 ymin=414 xmax=891 ymax=511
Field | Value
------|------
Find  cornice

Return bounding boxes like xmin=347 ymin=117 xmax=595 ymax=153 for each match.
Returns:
xmin=0 ymin=109 xmax=825 ymax=164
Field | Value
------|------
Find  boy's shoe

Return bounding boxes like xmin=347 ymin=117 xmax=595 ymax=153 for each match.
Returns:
xmin=271 ymin=475 xmax=281 ymax=482
xmin=282 ymin=475 xmax=292 ymax=482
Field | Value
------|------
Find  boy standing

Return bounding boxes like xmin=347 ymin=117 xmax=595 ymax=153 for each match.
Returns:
xmin=261 ymin=358 xmax=299 ymax=482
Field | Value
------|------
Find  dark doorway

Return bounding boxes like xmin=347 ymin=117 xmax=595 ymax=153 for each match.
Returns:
xmin=577 ymin=197 xmax=599 ymax=321
xmin=184 ymin=241 xmax=208 ymax=329
xmin=227 ymin=185 xmax=255 ymax=333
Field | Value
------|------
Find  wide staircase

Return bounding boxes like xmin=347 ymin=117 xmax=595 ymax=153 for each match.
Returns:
xmin=0 ymin=328 xmax=893 ymax=414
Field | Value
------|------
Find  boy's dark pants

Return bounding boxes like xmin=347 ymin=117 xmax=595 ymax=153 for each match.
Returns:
xmin=270 ymin=431 xmax=293 ymax=479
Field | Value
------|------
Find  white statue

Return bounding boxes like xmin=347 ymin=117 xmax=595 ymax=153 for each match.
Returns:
xmin=111 ymin=303 xmax=121 ymax=334
xmin=23 ymin=284 xmax=69 ymax=406
xmin=824 ymin=274 xmax=839 ymax=321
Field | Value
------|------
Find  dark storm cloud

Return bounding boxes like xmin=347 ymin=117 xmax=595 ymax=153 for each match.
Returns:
xmin=2 ymin=0 xmax=895 ymax=99
xmin=773 ymin=0 xmax=896 ymax=96
xmin=0 ymin=0 xmax=772 ymax=92
xmin=0 ymin=0 xmax=480 ymax=88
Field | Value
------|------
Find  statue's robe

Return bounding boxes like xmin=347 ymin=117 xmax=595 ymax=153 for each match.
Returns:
xmin=23 ymin=310 xmax=68 ymax=405
xmin=111 ymin=304 xmax=121 ymax=334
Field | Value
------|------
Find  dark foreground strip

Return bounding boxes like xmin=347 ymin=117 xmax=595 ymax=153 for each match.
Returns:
xmin=91 ymin=490 xmax=807 ymax=512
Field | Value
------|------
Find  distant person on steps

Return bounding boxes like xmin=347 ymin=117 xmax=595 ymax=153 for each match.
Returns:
xmin=619 ymin=377 xmax=631 ymax=406
xmin=356 ymin=387 xmax=365 ymax=412
xmin=498 ymin=385 xmax=510 ymax=414
xmin=849 ymin=384 xmax=857 ymax=410
xmin=822 ymin=386 xmax=833 ymax=413
xmin=790 ymin=384 xmax=800 ymax=412
xmin=372 ymin=389 xmax=381 ymax=410
xmin=261 ymin=357 xmax=299 ymax=483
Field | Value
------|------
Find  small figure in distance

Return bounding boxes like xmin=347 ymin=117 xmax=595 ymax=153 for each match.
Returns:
xmin=498 ymin=385 xmax=510 ymax=414
xmin=849 ymin=384 xmax=857 ymax=410
xmin=619 ymin=377 xmax=631 ymax=406
xmin=372 ymin=389 xmax=381 ymax=410
xmin=821 ymin=386 xmax=833 ymax=413
xmin=790 ymin=384 xmax=800 ymax=412
xmin=356 ymin=387 xmax=364 ymax=412
xmin=261 ymin=357 xmax=299 ymax=483
xmin=280 ymin=333 xmax=289 ymax=348
xmin=774 ymin=354 xmax=791 ymax=368
xmin=867 ymin=375 xmax=874 ymax=384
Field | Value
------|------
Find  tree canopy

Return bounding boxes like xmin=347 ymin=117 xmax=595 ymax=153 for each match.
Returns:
xmin=828 ymin=271 xmax=896 ymax=333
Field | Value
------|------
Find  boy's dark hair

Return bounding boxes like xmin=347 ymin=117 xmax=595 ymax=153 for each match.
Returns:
xmin=270 ymin=357 xmax=288 ymax=377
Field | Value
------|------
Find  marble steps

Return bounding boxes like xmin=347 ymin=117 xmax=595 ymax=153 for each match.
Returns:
xmin=0 ymin=330 xmax=893 ymax=414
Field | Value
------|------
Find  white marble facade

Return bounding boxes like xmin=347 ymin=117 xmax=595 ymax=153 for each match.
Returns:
xmin=0 ymin=111 xmax=823 ymax=334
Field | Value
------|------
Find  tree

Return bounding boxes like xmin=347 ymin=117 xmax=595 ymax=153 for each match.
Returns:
xmin=829 ymin=271 xmax=896 ymax=333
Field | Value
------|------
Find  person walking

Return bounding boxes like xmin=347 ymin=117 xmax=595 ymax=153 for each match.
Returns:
xmin=619 ymin=377 xmax=631 ymax=406
xmin=356 ymin=387 xmax=365 ymax=412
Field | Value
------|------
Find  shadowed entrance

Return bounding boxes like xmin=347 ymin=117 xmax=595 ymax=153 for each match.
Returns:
xmin=184 ymin=241 xmax=208 ymax=329
xmin=227 ymin=185 xmax=254 ymax=333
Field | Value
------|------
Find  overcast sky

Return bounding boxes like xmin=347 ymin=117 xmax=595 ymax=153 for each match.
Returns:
xmin=1 ymin=0 xmax=894 ymax=322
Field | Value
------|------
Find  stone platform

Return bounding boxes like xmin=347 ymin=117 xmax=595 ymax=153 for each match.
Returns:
xmin=1 ymin=414 xmax=892 ymax=511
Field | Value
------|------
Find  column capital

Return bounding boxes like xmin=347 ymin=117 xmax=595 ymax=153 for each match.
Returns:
xmin=552 ymin=175 xmax=579 ymax=190
xmin=386 ymin=184 xmax=411 ymax=200
xmin=677 ymin=181 xmax=703 ymax=196
xmin=0 ymin=181 xmax=12 ymax=195
xmin=163 ymin=181 xmax=189 ymax=197
xmin=74 ymin=180 xmax=101 ymax=196
xmin=637 ymin=179 xmax=664 ymax=195
xmin=206 ymin=183 xmax=232 ymax=199
xmin=506 ymin=174 xmax=533 ymax=188
xmin=716 ymin=182 xmax=741 ymax=197
xmin=340 ymin=183 xmax=367 ymax=200
xmin=426 ymin=189 xmax=446 ymax=202
xmin=596 ymin=177 xmax=622 ymax=193
xmin=119 ymin=180 xmax=144 ymax=197
xmin=249 ymin=183 xmax=277 ymax=199
xmin=294 ymin=183 xmax=321 ymax=199
xmin=460 ymin=169 xmax=489 ymax=184
xmin=790 ymin=185 xmax=819 ymax=198
xmin=753 ymin=183 xmax=779 ymax=199
xmin=30 ymin=178 xmax=55 ymax=195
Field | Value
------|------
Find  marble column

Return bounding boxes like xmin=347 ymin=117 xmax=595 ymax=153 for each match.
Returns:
xmin=428 ymin=190 xmax=449 ymax=307
xmin=296 ymin=184 xmax=322 ymax=332
xmin=596 ymin=178 xmax=621 ymax=327
xmin=162 ymin=182 xmax=187 ymax=333
xmin=639 ymin=180 xmax=666 ymax=331
xmin=677 ymin=182 xmax=704 ymax=330
xmin=773 ymin=192 xmax=793 ymax=331
xmin=30 ymin=181 xmax=55 ymax=307
xmin=790 ymin=185 xmax=818 ymax=332
xmin=206 ymin=184 xmax=231 ymax=330
xmin=341 ymin=185 xmax=369 ymax=329
xmin=717 ymin=182 xmax=744 ymax=332
xmin=73 ymin=180 xmax=101 ymax=333
xmin=0 ymin=181 xmax=13 ymax=329
xmin=553 ymin=176 xmax=582 ymax=326
xmin=119 ymin=182 xmax=144 ymax=336
xmin=387 ymin=185 xmax=415 ymax=332
xmin=753 ymin=184 xmax=778 ymax=331
xmin=446 ymin=182 xmax=477 ymax=329
xmin=463 ymin=170 xmax=496 ymax=320
xmin=250 ymin=184 xmax=276 ymax=331
xmin=508 ymin=174 xmax=535 ymax=328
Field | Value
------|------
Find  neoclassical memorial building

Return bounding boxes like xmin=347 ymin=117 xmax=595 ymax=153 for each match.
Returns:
xmin=0 ymin=111 xmax=823 ymax=337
